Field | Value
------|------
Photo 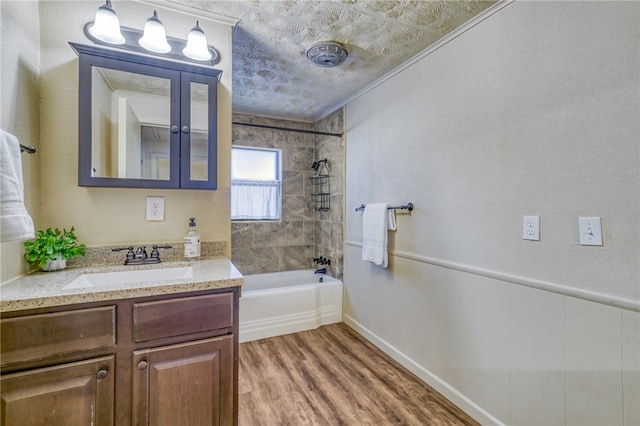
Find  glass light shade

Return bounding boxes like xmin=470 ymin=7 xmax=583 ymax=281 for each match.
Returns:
xmin=88 ymin=1 xmax=125 ymax=45
xmin=138 ymin=11 xmax=171 ymax=54
xmin=183 ymin=21 xmax=212 ymax=61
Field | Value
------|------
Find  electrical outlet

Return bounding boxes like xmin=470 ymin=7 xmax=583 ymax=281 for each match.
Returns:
xmin=523 ymin=215 xmax=540 ymax=241
xmin=146 ymin=196 xmax=165 ymax=221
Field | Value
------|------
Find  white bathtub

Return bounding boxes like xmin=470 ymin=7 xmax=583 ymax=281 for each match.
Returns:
xmin=239 ymin=269 xmax=343 ymax=343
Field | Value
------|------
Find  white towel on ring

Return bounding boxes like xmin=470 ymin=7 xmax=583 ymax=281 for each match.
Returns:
xmin=362 ymin=203 xmax=396 ymax=268
xmin=1 ymin=129 xmax=35 ymax=242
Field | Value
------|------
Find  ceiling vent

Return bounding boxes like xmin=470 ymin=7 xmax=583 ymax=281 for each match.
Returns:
xmin=306 ymin=41 xmax=348 ymax=67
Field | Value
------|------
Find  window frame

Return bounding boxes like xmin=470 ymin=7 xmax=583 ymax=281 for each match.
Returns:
xmin=231 ymin=145 xmax=283 ymax=222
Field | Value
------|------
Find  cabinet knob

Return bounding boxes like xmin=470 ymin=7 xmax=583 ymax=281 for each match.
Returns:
xmin=181 ymin=125 xmax=190 ymax=134
xmin=96 ymin=369 xmax=108 ymax=380
xmin=137 ymin=360 xmax=148 ymax=370
xmin=171 ymin=125 xmax=179 ymax=133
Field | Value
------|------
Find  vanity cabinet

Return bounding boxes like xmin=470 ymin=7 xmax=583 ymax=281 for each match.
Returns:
xmin=70 ymin=43 xmax=221 ymax=190
xmin=0 ymin=288 xmax=239 ymax=426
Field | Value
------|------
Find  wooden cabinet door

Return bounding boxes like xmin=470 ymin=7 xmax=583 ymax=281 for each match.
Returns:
xmin=132 ymin=336 xmax=233 ymax=426
xmin=0 ymin=356 xmax=114 ymax=426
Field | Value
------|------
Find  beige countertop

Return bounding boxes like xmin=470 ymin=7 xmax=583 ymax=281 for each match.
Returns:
xmin=0 ymin=257 xmax=243 ymax=313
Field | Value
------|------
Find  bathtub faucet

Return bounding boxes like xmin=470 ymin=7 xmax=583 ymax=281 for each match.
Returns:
xmin=314 ymin=268 xmax=327 ymax=275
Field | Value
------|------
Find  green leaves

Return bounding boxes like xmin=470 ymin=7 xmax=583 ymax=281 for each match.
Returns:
xmin=23 ymin=227 xmax=87 ymax=268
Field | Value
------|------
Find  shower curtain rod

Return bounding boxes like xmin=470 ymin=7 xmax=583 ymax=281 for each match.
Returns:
xmin=232 ymin=121 xmax=343 ymax=138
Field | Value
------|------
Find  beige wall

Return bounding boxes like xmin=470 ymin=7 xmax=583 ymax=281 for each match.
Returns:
xmin=344 ymin=2 xmax=639 ymax=424
xmin=1 ymin=1 xmax=233 ymax=283
xmin=1 ymin=1 xmax=41 ymax=282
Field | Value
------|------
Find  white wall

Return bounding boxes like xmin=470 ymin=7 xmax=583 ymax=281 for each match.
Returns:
xmin=344 ymin=2 xmax=639 ymax=425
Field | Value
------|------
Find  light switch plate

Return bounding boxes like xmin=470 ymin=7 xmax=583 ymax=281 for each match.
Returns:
xmin=579 ymin=217 xmax=602 ymax=246
xmin=146 ymin=196 xmax=165 ymax=221
xmin=523 ymin=215 xmax=540 ymax=241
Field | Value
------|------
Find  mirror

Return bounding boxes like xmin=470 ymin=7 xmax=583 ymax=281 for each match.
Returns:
xmin=90 ymin=68 xmax=211 ymax=181
xmin=73 ymin=42 xmax=221 ymax=189
xmin=91 ymin=67 xmax=172 ymax=180
xmin=189 ymin=82 xmax=209 ymax=182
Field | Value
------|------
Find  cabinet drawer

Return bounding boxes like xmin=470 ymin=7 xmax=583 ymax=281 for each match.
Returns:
xmin=1 ymin=306 xmax=116 ymax=368
xmin=133 ymin=293 xmax=233 ymax=342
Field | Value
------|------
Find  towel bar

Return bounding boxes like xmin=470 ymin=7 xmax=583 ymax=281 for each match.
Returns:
xmin=20 ymin=144 xmax=36 ymax=154
xmin=355 ymin=202 xmax=413 ymax=212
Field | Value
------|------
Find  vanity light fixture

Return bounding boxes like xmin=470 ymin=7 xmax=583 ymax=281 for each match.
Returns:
xmin=138 ymin=10 xmax=171 ymax=54
xmin=87 ymin=0 xmax=125 ymax=45
xmin=83 ymin=1 xmax=220 ymax=66
xmin=183 ymin=21 xmax=212 ymax=61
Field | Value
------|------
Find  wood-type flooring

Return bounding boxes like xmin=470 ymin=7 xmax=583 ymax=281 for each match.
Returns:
xmin=238 ymin=323 xmax=480 ymax=425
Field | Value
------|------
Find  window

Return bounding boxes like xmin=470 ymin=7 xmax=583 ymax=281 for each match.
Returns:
xmin=231 ymin=146 xmax=282 ymax=220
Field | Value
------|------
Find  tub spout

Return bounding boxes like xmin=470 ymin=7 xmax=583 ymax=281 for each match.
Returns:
xmin=314 ymin=268 xmax=326 ymax=274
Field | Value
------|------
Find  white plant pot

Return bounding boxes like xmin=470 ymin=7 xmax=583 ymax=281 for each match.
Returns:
xmin=42 ymin=254 xmax=67 ymax=272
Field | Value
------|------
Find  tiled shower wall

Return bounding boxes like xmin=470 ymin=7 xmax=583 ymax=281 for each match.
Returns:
xmin=314 ymin=108 xmax=344 ymax=279
xmin=231 ymin=114 xmax=316 ymax=275
xmin=230 ymin=111 xmax=345 ymax=277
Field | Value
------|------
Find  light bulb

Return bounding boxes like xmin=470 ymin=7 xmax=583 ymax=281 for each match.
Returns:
xmin=138 ymin=10 xmax=171 ymax=54
xmin=183 ymin=21 xmax=212 ymax=61
xmin=88 ymin=0 xmax=125 ymax=45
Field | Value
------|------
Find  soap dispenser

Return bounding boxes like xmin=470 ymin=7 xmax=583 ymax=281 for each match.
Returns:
xmin=184 ymin=217 xmax=201 ymax=260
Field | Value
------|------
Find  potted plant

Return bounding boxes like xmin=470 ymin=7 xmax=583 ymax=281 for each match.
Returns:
xmin=23 ymin=227 xmax=86 ymax=271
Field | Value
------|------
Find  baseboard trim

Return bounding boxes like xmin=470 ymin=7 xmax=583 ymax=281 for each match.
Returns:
xmin=343 ymin=315 xmax=505 ymax=426
xmin=344 ymin=240 xmax=639 ymax=312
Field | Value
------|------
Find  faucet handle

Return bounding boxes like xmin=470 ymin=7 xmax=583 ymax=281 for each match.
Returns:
xmin=314 ymin=256 xmax=331 ymax=265
xmin=150 ymin=245 xmax=172 ymax=259
xmin=112 ymin=246 xmax=135 ymax=261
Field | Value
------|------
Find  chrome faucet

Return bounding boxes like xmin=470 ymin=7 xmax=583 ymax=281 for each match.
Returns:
xmin=314 ymin=268 xmax=326 ymax=274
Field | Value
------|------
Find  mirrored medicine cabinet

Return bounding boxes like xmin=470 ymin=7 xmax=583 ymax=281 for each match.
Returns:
xmin=70 ymin=43 xmax=221 ymax=189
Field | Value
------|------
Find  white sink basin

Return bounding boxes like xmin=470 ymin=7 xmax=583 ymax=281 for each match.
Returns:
xmin=62 ymin=266 xmax=194 ymax=290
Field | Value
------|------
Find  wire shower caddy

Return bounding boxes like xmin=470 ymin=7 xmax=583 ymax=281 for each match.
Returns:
xmin=310 ymin=160 xmax=330 ymax=211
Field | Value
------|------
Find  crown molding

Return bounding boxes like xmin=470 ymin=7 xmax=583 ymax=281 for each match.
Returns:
xmin=133 ymin=0 xmax=239 ymax=27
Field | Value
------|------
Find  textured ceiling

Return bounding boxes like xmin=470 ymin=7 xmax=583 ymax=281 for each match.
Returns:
xmin=172 ymin=0 xmax=496 ymax=121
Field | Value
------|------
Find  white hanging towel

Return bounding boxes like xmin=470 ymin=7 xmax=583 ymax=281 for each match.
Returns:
xmin=1 ymin=129 xmax=35 ymax=242
xmin=362 ymin=203 xmax=396 ymax=268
